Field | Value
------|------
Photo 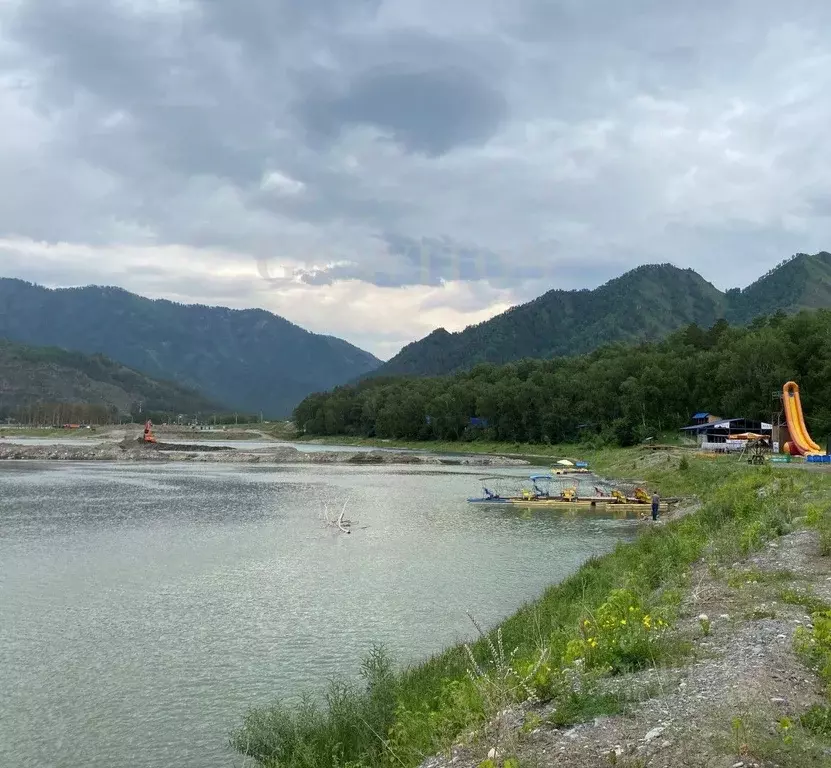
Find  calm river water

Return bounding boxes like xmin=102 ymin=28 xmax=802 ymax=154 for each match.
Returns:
xmin=0 ymin=460 xmax=637 ymax=768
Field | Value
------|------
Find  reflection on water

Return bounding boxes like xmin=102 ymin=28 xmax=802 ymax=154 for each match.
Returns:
xmin=0 ymin=461 xmax=636 ymax=768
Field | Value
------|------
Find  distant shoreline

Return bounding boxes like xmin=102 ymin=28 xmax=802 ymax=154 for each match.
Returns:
xmin=0 ymin=439 xmax=530 ymax=467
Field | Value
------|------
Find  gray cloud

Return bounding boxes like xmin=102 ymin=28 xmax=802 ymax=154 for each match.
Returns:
xmin=1 ymin=0 xmax=831 ymax=357
xmin=299 ymin=67 xmax=507 ymax=156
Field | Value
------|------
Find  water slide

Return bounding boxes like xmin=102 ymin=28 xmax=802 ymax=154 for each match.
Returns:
xmin=783 ymin=381 xmax=823 ymax=456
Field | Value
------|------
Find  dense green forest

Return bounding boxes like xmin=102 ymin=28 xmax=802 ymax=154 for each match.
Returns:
xmin=0 ymin=339 xmax=223 ymax=423
xmin=294 ymin=310 xmax=831 ymax=446
xmin=0 ymin=278 xmax=380 ymax=416
xmin=370 ymin=252 xmax=831 ymax=379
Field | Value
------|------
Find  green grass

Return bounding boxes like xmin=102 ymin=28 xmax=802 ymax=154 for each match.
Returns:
xmin=233 ymin=455 xmax=826 ymax=768
xmin=801 ymin=705 xmax=831 ymax=737
xmin=726 ymin=568 xmax=797 ymax=588
xmin=780 ymin=589 xmax=831 ymax=616
xmin=273 ymin=428 xmax=696 ymax=457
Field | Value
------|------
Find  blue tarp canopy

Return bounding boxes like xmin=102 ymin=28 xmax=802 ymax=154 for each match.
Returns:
xmin=692 ymin=412 xmax=710 ymax=419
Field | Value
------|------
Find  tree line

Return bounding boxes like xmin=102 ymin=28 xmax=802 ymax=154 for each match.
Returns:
xmin=9 ymin=403 xmax=122 ymax=426
xmin=293 ymin=310 xmax=831 ymax=446
xmin=3 ymin=403 xmax=262 ymax=427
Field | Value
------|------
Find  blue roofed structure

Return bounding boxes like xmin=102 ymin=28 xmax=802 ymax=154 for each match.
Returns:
xmin=689 ymin=411 xmax=720 ymax=427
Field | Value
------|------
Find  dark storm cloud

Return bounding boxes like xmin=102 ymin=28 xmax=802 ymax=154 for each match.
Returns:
xmin=299 ymin=67 xmax=507 ymax=156
xmin=12 ymin=0 xmax=272 ymax=184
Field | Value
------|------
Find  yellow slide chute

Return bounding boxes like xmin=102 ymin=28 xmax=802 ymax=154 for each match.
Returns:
xmin=783 ymin=381 xmax=822 ymax=456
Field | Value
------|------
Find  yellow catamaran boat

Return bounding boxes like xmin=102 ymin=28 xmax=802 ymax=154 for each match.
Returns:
xmin=467 ymin=472 xmax=673 ymax=514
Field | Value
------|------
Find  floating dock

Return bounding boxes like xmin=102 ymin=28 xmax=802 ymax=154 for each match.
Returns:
xmin=466 ymin=497 xmax=675 ymax=514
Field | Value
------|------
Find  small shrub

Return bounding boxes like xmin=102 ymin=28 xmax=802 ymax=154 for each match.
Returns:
xmin=743 ymin=608 xmax=776 ymax=620
xmin=795 ymin=610 xmax=831 ymax=695
xmin=804 ymin=503 xmax=827 ymax=527
xmin=231 ymin=644 xmax=400 ymax=768
xmin=731 ymin=715 xmax=750 ymax=757
xmin=565 ymin=589 xmax=670 ymax=673
xmin=739 ymin=520 xmax=766 ymax=554
xmin=464 ymin=618 xmax=548 ymax=710
xmin=388 ymin=679 xmax=483 ymax=764
xmin=521 ymin=712 xmax=543 ymax=733
xmin=780 ymin=589 xmax=831 ymax=615
xmin=803 ymin=500 xmax=831 ymax=555
xmin=547 ymin=691 xmax=622 ymax=728
xmin=800 ymin=705 xmax=831 ymax=737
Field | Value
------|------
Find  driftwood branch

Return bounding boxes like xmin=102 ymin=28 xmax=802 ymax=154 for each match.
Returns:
xmin=323 ymin=499 xmax=352 ymax=534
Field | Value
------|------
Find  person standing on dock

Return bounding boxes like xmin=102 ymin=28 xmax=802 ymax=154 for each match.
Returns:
xmin=651 ymin=492 xmax=660 ymax=521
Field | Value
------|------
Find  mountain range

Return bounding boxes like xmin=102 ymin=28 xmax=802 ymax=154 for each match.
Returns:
xmin=369 ymin=251 xmax=831 ymax=379
xmin=0 ymin=280 xmax=380 ymax=417
xmin=0 ymin=339 xmax=219 ymax=419
xmin=1 ymin=251 xmax=829 ymax=415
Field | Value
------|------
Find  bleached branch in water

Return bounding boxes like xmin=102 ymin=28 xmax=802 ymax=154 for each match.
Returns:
xmin=322 ymin=499 xmax=352 ymax=534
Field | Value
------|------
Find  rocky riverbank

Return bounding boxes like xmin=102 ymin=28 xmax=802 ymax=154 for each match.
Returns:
xmin=418 ymin=530 xmax=831 ymax=768
xmin=0 ymin=439 xmax=530 ymax=466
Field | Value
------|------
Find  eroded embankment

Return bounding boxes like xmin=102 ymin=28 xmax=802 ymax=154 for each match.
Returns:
xmin=232 ymin=457 xmax=831 ymax=768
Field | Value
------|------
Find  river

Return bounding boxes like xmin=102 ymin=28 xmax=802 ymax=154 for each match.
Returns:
xmin=0 ymin=459 xmax=637 ymax=768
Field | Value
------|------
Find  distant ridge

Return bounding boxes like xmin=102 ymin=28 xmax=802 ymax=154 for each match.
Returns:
xmin=726 ymin=251 xmax=831 ymax=324
xmin=0 ymin=338 xmax=220 ymax=419
xmin=368 ymin=252 xmax=831 ymax=379
xmin=0 ymin=279 xmax=381 ymax=416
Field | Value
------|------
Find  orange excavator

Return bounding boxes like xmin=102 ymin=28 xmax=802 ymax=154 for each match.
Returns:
xmin=142 ymin=419 xmax=157 ymax=444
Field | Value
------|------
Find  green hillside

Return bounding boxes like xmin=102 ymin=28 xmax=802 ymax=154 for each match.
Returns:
xmin=727 ymin=251 xmax=831 ymax=323
xmin=0 ymin=339 xmax=221 ymax=421
xmin=295 ymin=309 xmax=831 ymax=446
xmin=374 ymin=264 xmax=727 ymax=377
xmin=0 ymin=279 xmax=381 ymax=417
xmin=370 ymin=252 xmax=831 ymax=379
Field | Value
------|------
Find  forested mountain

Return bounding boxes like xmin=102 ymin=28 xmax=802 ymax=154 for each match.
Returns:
xmin=0 ymin=339 xmax=220 ymax=422
xmin=372 ymin=264 xmax=726 ymax=377
xmin=726 ymin=251 xmax=831 ymax=323
xmin=0 ymin=279 xmax=381 ymax=416
xmin=370 ymin=253 xmax=831 ymax=379
xmin=294 ymin=310 xmax=831 ymax=447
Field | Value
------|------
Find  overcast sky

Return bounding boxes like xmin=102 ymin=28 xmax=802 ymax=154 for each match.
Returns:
xmin=1 ymin=1 xmax=830 ymax=359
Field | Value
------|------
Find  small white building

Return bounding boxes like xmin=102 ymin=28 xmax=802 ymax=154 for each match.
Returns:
xmin=680 ymin=417 xmax=773 ymax=453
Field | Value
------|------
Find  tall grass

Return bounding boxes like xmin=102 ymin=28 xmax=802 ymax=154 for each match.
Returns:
xmin=233 ymin=458 xmax=821 ymax=768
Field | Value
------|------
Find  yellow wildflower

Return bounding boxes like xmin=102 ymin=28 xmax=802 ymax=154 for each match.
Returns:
xmin=620 ymin=619 xmax=627 ymax=626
